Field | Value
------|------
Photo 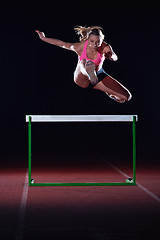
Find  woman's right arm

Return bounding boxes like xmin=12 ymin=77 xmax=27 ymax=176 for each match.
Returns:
xmin=35 ymin=30 xmax=81 ymax=52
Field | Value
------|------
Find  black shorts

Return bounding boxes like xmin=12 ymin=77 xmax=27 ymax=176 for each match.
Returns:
xmin=88 ymin=68 xmax=109 ymax=88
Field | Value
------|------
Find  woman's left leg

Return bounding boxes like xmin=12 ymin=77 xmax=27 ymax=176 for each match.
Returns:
xmin=93 ymin=75 xmax=132 ymax=103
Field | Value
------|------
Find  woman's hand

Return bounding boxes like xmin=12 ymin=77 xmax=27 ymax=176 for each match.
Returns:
xmin=105 ymin=51 xmax=118 ymax=61
xmin=103 ymin=43 xmax=118 ymax=61
xmin=105 ymin=51 xmax=112 ymax=59
xmin=35 ymin=30 xmax=45 ymax=40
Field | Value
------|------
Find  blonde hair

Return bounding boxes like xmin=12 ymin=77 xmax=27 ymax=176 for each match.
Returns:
xmin=74 ymin=26 xmax=105 ymax=41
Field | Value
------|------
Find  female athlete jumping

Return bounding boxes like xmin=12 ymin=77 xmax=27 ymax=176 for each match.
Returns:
xmin=35 ymin=26 xmax=132 ymax=103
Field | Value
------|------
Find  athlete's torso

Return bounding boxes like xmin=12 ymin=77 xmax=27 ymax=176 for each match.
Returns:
xmin=78 ymin=40 xmax=105 ymax=70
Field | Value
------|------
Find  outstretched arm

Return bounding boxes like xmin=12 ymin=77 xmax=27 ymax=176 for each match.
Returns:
xmin=35 ymin=30 xmax=76 ymax=51
xmin=103 ymin=42 xmax=118 ymax=61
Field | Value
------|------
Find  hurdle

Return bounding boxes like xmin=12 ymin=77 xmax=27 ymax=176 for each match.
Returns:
xmin=26 ymin=115 xmax=138 ymax=186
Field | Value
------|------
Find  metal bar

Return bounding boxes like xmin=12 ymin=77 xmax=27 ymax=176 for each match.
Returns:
xmin=133 ymin=116 xmax=136 ymax=184
xmin=28 ymin=116 xmax=32 ymax=186
xmin=30 ymin=182 xmax=136 ymax=187
xmin=26 ymin=115 xmax=138 ymax=123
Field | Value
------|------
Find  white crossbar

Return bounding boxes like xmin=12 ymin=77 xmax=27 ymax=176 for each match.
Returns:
xmin=26 ymin=115 xmax=138 ymax=122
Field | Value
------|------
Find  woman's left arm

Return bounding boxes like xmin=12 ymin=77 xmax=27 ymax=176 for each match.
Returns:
xmin=103 ymin=43 xmax=118 ymax=61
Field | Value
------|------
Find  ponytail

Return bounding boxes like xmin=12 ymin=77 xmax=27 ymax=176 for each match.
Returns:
xmin=74 ymin=26 xmax=104 ymax=41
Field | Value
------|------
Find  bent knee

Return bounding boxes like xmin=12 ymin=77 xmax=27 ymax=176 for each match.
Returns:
xmin=126 ymin=91 xmax=132 ymax=101
xmin=120 ymin=95 xmax=132 ymax=103
xmin=121 ymin=90 xmax=132 ymax=102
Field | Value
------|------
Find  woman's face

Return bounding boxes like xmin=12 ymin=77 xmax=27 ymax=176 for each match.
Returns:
xmin=88 ymin=34 xmax=103 ymax=50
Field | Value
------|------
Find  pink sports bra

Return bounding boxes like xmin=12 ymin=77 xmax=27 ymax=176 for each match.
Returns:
xmin=79 ymin=40 xmax=105 ymax=66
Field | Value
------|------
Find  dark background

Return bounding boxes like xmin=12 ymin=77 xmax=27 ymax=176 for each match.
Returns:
xmin=0 ymin=2 xmax=159 ymax=165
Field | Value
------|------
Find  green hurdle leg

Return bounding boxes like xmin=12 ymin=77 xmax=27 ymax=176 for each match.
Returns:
xmin=133 ymin=116 xmax=136 ymax=184
xmin=28 ymin=116 xmax=32 ymax=186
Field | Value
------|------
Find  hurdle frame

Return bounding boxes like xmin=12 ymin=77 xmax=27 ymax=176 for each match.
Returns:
xmin=26 ymin=115 xmax=137 ymax=186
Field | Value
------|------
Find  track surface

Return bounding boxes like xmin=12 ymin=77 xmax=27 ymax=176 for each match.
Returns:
xmin=0 ymin=153 xmax=160 ymax=240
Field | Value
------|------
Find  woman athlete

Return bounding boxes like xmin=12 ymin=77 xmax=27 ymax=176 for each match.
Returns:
xmin=35 ymin=26 xmax=132 ymax=103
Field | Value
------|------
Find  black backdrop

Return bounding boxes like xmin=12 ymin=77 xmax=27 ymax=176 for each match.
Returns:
xmin=0 ymin=2 xmax=159 ymax=164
